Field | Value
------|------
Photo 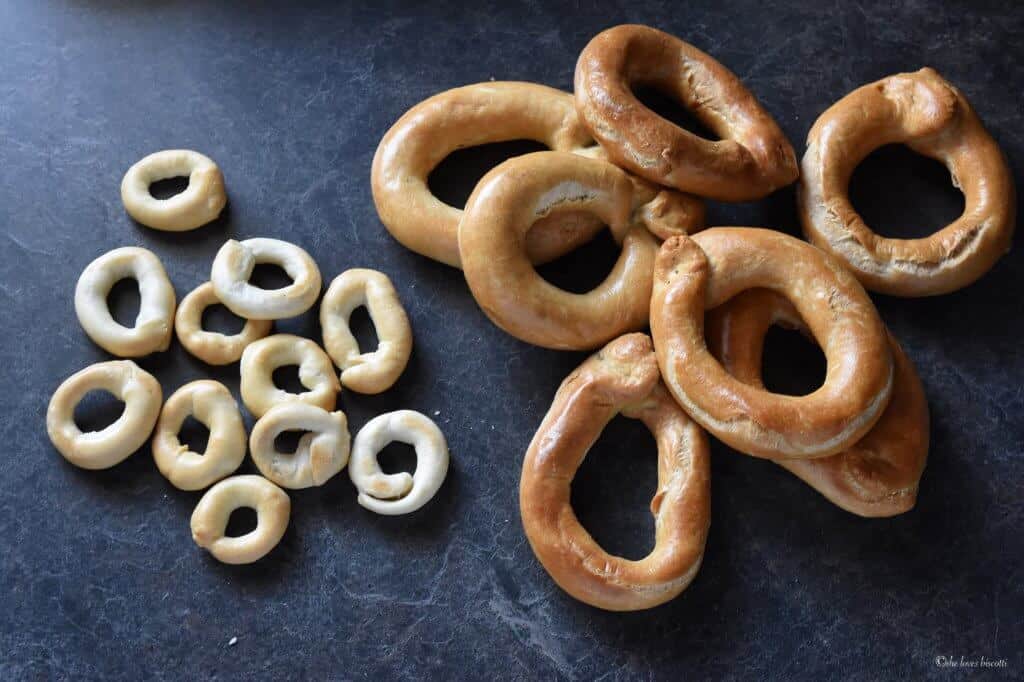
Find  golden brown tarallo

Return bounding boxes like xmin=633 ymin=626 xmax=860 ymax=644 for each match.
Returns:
xmin=574 ymin=24 xmax=798 ymax=201
xmin=707 ymin=289 xmax=929 ymax=517
xmin=372 ymin=81 xmax=704 ymax=267
xmin=372 ymin=82 xmax=602 ymax=268
xmin=799 ymin=68 xmax=1015 ymax=296
xmin=649 ymin=228 xmax=894 ymax=459
xmin=520 ymin=334 xmax=711 ymax=611
xmin=460 ymin=151 xmax=702 ymax=350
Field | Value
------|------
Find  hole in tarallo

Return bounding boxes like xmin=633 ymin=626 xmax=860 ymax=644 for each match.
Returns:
xmin=73 ymin=390 xmax=125 ymax=433
xmin=149 ymin=176 xmax=190 ymax=200
xmin=848 ymin=144 xmax=964 ymax=239
xmin=428 ymin=139 xmax=549 ymax=209
xmin=570 ymin=415 xmax=658 ymax=560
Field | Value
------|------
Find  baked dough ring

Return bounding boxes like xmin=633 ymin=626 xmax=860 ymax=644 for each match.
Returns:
xmin=190 ymin=475 xmax=290 ymax=564
xmin=152 ymin=380 xmax=247 ymax=491
xmin=321 ymin=269 xmax=412 ymax=394
xmin=650 ymin=228 xmax=894 ymax=459
xmin=175 ymin=282 xmax=272 ymax=365
xmin=249 ymin=403 xmax=350 ymax=489
xmin=799 ymin=68 xmax=1015 ymax=296
xmin=459 ymin=151 xmax=663 ymax=350
xmin=520 ymin=333 xmax=710 ymax=611
xmin=46 ymin=360 xmax=162 ymax=470
xmin=120 ymin=149 xmax=227 ymax=231
xmin=239 ymin=334 xmax=340 ymax=418
xmin=574 ymin=24 xmax=798 ymax=201
xmin=707 ymin=290 xmax=929 ymax=517
xmin=575 ymin=145 xmax=706 ymax=241
xmin=211 ymin=238 xmax=322 ymax=320
xmin=75 ymin=247 xmax=176 ymax=357
xmin=371 ymin=81 xmax=601 ymax=268
xmin=348 ymin=410 xmax=449 ymax=516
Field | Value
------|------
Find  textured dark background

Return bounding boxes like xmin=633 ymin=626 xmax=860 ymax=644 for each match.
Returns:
xmin=1 ymin=1 xmax=1021 ymax=680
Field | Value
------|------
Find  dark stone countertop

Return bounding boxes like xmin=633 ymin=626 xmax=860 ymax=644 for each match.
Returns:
xmin=1 ymin=1 xmax=1020 ymax=679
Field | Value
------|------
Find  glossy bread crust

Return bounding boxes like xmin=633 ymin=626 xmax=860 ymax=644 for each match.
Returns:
xmin=574 ymin=24 xmax=798 ymax=201
xmin=520 ymin=334 xmax=711 ymax=611
xmin=371 ymin=82 xmax=603 ymax=268
xmin=707 ymin=289 xmax=929 ymax=516
xmin=459 ymin=151 xmax=660 ymax=350
xmin=650 ymin=228 xmax=894 ymax=459
xmin=799 ymin=68 xmax=1015 ymax=296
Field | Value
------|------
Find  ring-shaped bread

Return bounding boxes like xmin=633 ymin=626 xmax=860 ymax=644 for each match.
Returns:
xmin=649 ymin=228 xmax=894 ymax=459
xmin=799 ymin=68 xmax=1015 ymax=296
xmin=348 ymin=410 xmax=449 ymax=516
xmin=175 ymin=282 xmax=272 ymax=365
xmin=74 ymin=247 xmax=176 ymax=357
xmin=120 ymin=149 xmax=227 ymax=231
xmin=152 ymin=380 xmax=247 ymax=491
xmin=707 ymin=289 xmax=929 ymax=516
xmin=459 ymin=151 xmax=661 ymax=350
xmin=372 ymin=81 xmax=602 ymax=268
xmin=520 ymin=333 xmax=711 ymax=611
xmin=47 ymin=360 xmax=163 ymax=470
xmin=239 ymin=334 xmax=340 ymax=418
xmin=190 ymin=475 xmax=290 ymax=564
xmin=320 ymin=269 xmax=412 ymax=394
xmin=211 ymin=238 xmax=321 ymax=320
xmin=249 ymin=403 xmax=350 ymax=489
xmin=574 ymin=24 xmax=798 ymax=201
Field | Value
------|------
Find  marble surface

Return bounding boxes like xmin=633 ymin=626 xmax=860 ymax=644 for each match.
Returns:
xmin=1 ymin=1 xmax=1020 ymax=679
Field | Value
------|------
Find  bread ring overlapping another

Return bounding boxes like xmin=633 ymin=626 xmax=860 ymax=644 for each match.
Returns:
xmin=372 ymin=81 xmax=602 ymax=268
xmin=650 ymin=228 xmax=894 ymax=460
xmin=707 ymin=290 xmax=929 ymax=517
xmin=459 ymin=151 xmax=665 ymax=350
xmin=372 ymin=81 xmax=705 ymax=269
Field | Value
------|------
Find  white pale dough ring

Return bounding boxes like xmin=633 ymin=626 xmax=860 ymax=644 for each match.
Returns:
xmin=175 ymin=282 xmax=272 ymax=365
xmin=120 ymin=149 xmax=227 ymax=231
xmin=320 ymin=269 xmax=412 ymax=394
xmin=190 ymin=475 xmax=290 ymax=564
xmin=239 ymin=334 xmax=340 ymax=418
xmin=249 ymin=403 xmax=350 ymax=489
xmin=74 ymin=247 xmax=176 ymax=357
xmin=349 ymin=410 xmax=449 ymax=515
xmin=211 ymin=238 xmax=322 ymax=320
xmin=151 ymin=380 xmax=247 ymax=491
xmin=46 ymin=360 xmax=163 ymax=470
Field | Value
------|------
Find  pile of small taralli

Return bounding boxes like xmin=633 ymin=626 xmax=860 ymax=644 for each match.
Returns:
xmin=372 ymin=24 xmax=1015 ymax=611
xmin=48 ymin=150 xmax=451 ymax=565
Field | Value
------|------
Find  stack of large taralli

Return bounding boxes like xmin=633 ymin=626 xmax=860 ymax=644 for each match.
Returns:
xmin=371 ymin=24 xmax=1015 ymax=611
